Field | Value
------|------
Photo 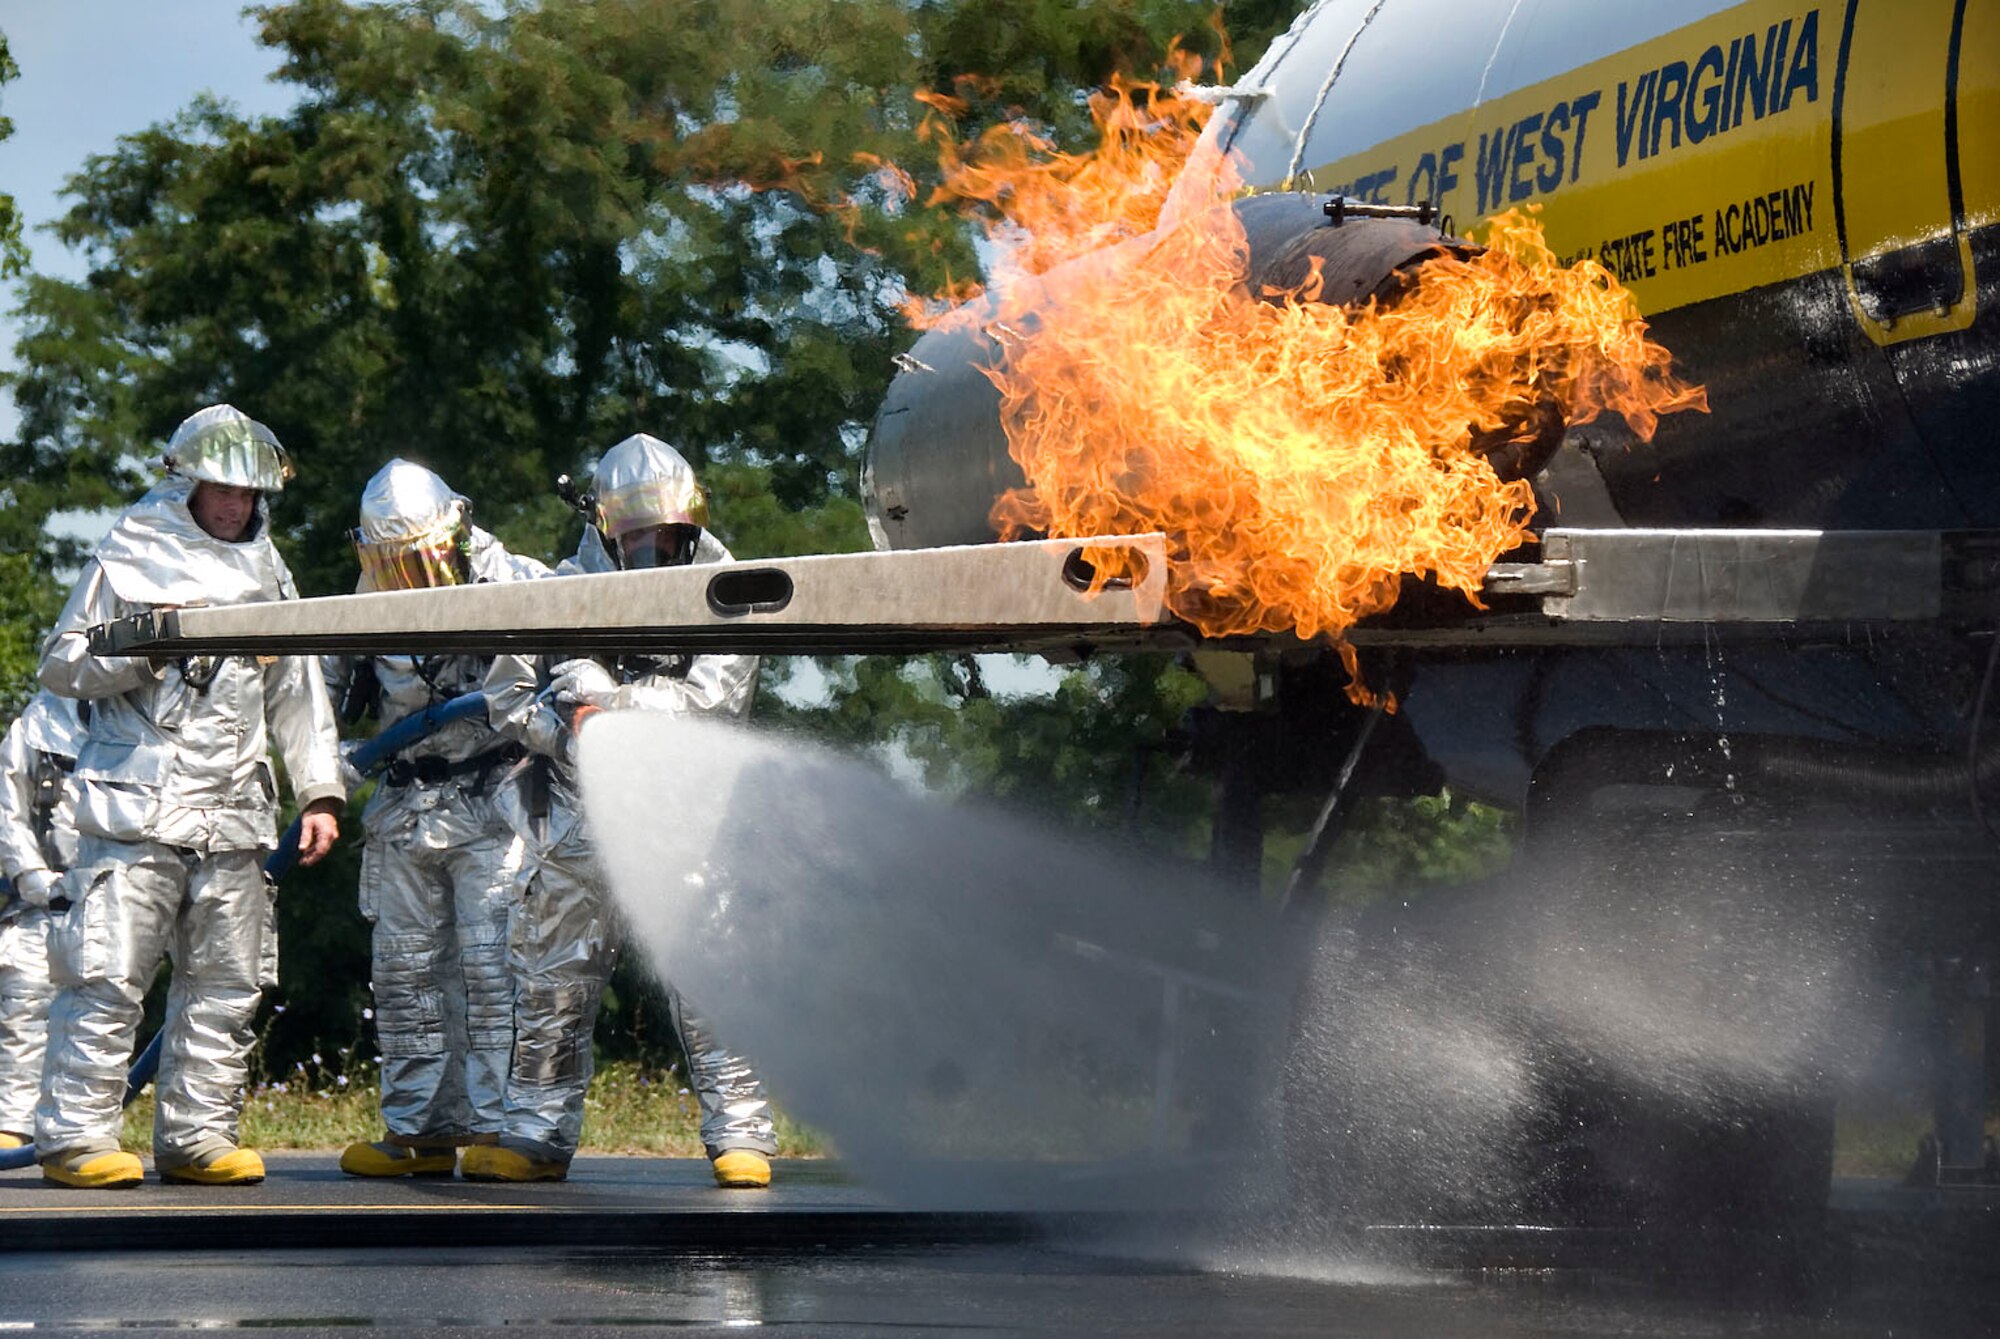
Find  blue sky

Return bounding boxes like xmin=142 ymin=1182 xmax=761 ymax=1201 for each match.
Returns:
xmin=0 ymin=2 xmax=294 ymax=441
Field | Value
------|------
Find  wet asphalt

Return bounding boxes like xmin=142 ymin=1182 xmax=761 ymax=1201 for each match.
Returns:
xmin=1 ymin=1156 xmax=1996 ymax=1334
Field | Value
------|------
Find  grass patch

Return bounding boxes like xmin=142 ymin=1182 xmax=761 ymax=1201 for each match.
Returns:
xmin=118 ymin=1060 xmax=1966 ymax=1179
xmin=120 ymin=1059 xmax=827 ymax=1157
xmin=1832 ymin=1107 xmax=2000 ymax=1180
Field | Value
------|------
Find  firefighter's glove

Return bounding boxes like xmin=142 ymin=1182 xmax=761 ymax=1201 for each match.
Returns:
xmin=548 ymin=658 xmax=620 ymax=712
xmin=11 ymin=869 xmax=60 ymax=910
xmin=338 ymin=739 xmax=367 ymax=794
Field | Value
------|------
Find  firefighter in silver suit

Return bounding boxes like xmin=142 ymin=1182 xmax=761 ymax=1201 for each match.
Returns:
xmin=328 ymin=459 xmax=550 ymax=1178
xmin=34 ymin=404 xmax=346 ymax=1188
xmin=0 ymin=691 xmax=84 ymax=1149
xmin=469 ymin=434 xmax=777 ymax=1186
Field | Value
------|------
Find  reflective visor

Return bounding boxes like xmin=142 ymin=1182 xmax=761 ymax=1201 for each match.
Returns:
xmin=169 ymin=420 xmax=295 ymax=492
xmin=614 ymin=523 xmax=700 ymax=570
xmin=353 ymin=524 xmax=466 ymax=592
xmin=596 ymin=477 xmax=709 ymax=537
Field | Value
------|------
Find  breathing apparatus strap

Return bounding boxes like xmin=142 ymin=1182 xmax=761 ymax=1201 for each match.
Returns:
xmin=31 ymin=750 xmax=70 ymax=870
xmin=338 ymin=658 xmax=382 ymax=725
xmin=527 ymin=659 xmax=554 ymax=840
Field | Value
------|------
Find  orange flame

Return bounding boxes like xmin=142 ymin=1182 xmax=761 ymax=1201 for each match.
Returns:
xmin=917 ymin=72 xmax=1707 ymax=679
xmin=913 ymin=60 xmax=1213 ymax=294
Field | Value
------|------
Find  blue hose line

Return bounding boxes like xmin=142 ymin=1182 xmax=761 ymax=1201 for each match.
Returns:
xmin=0 ymin=691 xmax=490 ymax=1170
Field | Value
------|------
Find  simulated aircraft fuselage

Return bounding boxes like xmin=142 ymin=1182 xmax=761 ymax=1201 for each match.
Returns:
xmin=865 ymin=0 xmax=2000 ymax=546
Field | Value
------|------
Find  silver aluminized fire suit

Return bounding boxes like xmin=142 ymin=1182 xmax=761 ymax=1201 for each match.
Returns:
xmin=35 ymin=475 xmax=345 ymax=1169
xmin=325 ymin=525 xmax=549 ymax=1146
xmin=0 ymin=691 xmax=84 ymax=1139
xmin=482 ymin=527 xmax=776 ymax=1165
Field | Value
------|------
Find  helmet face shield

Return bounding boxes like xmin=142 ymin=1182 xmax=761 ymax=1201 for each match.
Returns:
xmin=353 ymin=458 xmax=471 ymax=590
xmin=595 ymin=477 xmax=709 ymax=537
xmin=166 ymin=414 xmax=294 ymax=492
xmin=582 ymin=434 xmax=711 ymax=570
xmin=612 ymin=522 xmax=700 ymax=570
xmin=590 ymin=434 xmax=709 ymax=537
xmin=353 ymin=522 xmax=468 ymax=592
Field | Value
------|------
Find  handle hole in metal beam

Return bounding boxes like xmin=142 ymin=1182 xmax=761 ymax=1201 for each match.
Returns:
xmin=706 ymin=568 xmax=795 ymax=617
xmin=1062 ymin=544 xmax=1150 ymax=593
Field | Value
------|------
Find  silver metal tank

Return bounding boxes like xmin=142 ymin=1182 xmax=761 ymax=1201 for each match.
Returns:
xmin=866 ymin=0 xmax=2000 ymax=542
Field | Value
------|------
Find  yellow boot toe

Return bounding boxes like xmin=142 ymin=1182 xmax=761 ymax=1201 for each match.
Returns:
xmin=160 ymin=1147 xmax=265 ymax=1186
xmin=711 ymin=1149 xmax=771 ymax=1189
xmin=43 ymin=1149 xmax=145 ymax=1189
xmin=460 ymin=1145 xmax=569 ymax=1182
xmin=340 ymin=1140 xmax=457 ymax=1178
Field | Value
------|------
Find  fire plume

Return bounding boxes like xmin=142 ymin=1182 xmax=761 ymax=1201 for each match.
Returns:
xmin=913 ymin=67 xmax=1212 ymax=290
xmin=915 ymin=73 xmax=1707 ymax=666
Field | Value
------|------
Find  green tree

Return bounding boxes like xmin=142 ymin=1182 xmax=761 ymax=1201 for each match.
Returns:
xmin=0 ymin=553 xmax=61 ymax=716
xmin=5 ymin=0 xmax=1262 ymax=587
xmin=0 ymin=28 xmax=58 ymax=712
xmin=1271 ymin=789 xmax=1518 ymax=904
xmin=0 ymin=30 xmax=27 ymax=279
xmin=765 ymin=651 xmax=1215 ymax=845
xmin=4 ymin=0 xmax=1309 ymax=1071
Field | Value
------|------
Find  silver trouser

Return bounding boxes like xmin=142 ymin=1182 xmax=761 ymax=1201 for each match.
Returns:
xmin=668 ymin=990 xmax=778 ymax=1158
xmin=500 ymin=855 xmax=619 ymax=1162
xmin=0 ymin=909 xmax=54 ymax=1135
xmin=361 ymin=833 xmax=515 ymax=1144
xmin=37 ymin=837 xmax=275 ymax=1166
xmin=500 ymin=854 xmax=777 ymax=1162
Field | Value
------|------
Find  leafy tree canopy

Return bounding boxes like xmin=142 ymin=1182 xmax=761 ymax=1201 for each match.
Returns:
xmin=1 ymin=0 xmax=1330 ymax=1068
xmin=0 ymin=0 xmax=1320 ymax=822
xmin=0 ymin=32 xmax=25 ymax=279
xmin=4 ymin=0 xmax=1291 ymax=588
xmin=0 ymin=28 xmax=58 ymax=711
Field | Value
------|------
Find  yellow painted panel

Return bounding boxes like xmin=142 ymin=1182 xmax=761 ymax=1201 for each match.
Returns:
xmin=1838 ymin=1 xmax=1956 ymax=259
xmin=1953 ymin=0 xmax=2000 ymax=226
xmin=1270 ymin=0 xmax=1991 ymax=327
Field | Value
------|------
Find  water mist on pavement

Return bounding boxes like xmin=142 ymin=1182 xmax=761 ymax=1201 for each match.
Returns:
xmin=1269 ymin=795 xmax=1900 ymax=1245
xmin=582 ymin=711 xmax=1906 ymax=1254
xmin=580 ymin=710 xmax=1298 ymax=1211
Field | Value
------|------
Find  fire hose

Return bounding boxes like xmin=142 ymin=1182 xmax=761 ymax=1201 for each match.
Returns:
xmin=0 ymin=689 xmax=489 ymax=1171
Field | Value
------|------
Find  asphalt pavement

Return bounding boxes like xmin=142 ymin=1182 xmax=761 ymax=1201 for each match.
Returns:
xmin=2 ymin=1156 xmax=1998 ymax=1335
xmin=1 ymin=1153 xmax=1040 ymax=1251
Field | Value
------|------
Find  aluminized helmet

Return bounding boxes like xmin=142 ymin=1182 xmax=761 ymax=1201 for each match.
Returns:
xmin=164 ymin=404 xmax=294 ymax=492
xmin=589 ymin=434 xmax=709 ymax=569
xmin=352 ymin=458 xmax=471 ymax=591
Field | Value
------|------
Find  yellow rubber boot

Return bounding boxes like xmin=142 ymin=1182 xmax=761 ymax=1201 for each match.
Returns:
xmin=0 ymin=1131 xmax=28 ymax=1150
xmin=42 ymin=1149 xmax=145 ymax=1189
xmin=460 ymin=1145 xmax=569 ymax=1182
xmin=339 ymin=1140 xmax=457 ymax=1178
xmin=711 ymin=1149 xmax=771 ymax=1189
xmin=160 ymin=1147 xmax=266 ymax=1186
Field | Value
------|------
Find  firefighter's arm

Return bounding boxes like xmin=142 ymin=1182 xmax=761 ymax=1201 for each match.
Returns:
xmin=39 ymin=563 xmax=164 ymax=700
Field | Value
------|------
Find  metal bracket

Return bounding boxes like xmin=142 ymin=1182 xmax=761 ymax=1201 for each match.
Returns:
xmin=1354 ymin=528 xmax=1964 ymax=648
xmin=1481 ymin=560 xmax=1577 ymax=599
xmin=1541 ymin=527 xmax=1944 ymax=623
xmin=1322 ymin=196 xmax=1440 ymax=228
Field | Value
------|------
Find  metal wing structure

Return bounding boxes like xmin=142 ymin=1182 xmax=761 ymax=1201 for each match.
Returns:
xmin=88 ymin=527 xmax=1978 ymax=661
xmin=89 ymin=534 xmax=1179 ymax=660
